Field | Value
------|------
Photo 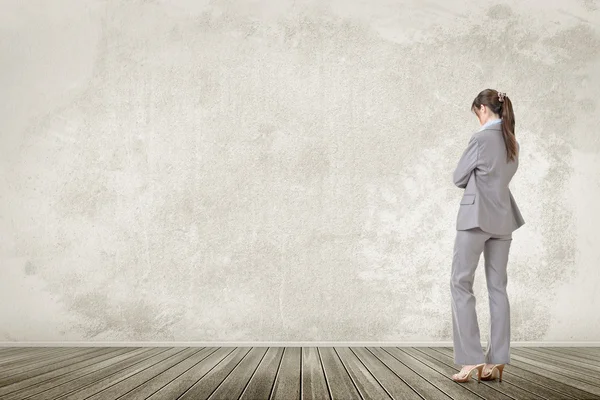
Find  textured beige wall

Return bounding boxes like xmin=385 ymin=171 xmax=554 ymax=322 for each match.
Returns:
xmin=1 ymin=0 xmax=599 ymax=343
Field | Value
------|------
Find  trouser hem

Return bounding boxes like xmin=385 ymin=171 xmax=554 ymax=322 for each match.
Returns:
xmin=454 ymin=360 xmax=486 ymax=365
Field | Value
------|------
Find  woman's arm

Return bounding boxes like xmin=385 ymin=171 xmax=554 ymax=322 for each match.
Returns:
xmin=453 ymin=136 xmax=480 ymax=188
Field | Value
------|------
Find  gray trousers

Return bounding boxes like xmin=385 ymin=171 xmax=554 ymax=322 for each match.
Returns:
xmin=451 ymin=227 xmax=512 ymax=365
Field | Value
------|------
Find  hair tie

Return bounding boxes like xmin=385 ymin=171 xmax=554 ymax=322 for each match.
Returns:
xmin=498 ymin=91 xmax=506 ymax=102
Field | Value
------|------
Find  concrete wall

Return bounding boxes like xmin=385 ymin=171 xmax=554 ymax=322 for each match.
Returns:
xmin=1 ymin=0 xmax=599 ymax=343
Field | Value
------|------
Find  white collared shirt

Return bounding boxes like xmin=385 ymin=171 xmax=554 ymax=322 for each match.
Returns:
xmin=479 ymin=118 xmax=502 ymax=131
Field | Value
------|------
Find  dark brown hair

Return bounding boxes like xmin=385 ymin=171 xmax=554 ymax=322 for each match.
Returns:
xmin=471 ymin=89 xmax=517 ymax=163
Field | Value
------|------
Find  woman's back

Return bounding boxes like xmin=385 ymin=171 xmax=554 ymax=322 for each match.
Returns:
xmin=474 ymin=126 xmax=520 ymax=189
xmin=455 ymin=123 xmax=525 ymax=235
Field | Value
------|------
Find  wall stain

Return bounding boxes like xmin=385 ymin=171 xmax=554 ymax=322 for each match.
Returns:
xmin=24 ymin=260 xmax=37 ymax=275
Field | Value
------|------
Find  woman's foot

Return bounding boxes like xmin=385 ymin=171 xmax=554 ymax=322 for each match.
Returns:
xmin=483 ymin=363 xmax=495 ymax=377
xmin=452 ymin=364 xmax=485 ymax=382
xmin=481 ymin=363 xmax=506 ymax=381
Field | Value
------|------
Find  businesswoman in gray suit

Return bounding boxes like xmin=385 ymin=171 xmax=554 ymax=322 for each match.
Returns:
xmin=450 ymin=89 xmax=525 ymax=383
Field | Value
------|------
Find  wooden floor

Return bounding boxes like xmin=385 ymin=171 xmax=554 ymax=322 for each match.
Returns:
xmin=0 ymin=347 xmax=599 ymax=400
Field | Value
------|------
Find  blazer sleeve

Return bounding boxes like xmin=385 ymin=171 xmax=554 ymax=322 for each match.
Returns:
xmin=453 ymin=136 xmax=480 ymax=188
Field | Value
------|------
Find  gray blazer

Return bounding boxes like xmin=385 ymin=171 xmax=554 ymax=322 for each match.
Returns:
xmin=453 ymin=123 xmax=525 ymax=235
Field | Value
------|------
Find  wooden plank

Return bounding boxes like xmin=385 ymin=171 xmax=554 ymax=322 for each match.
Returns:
xmin=173 ymin=347 xmax=252 ymax=399
xmin=503 ymin=349 xmax=600 ymax=399
xmin=411 ymin=348 xmax=513 ymax=400
xmin=537 ymin=347 xmax=600 ymax=364
xmin=510 ymin=348 xmax=600 ymax=387
xmin=269 ymin=347 xmax=301 ymax=400
xmin=368 ymin=347 xmax=452 ymax=400
xmin=434 ymin=347 xmax=600 ymax=398
xmin=238 ymin=347 xmax=284 ymax=400
xmin=0 ymin=347 xmax=25 ymax=354
xmin=319 ymin=347 xmax=361 ymax=400
xmin=561 ymin=347 xmax=600 ymax=356
xmin=518 ymin=347 xmax=600 ymax=369
xmin=0 ymin=348 xmax=68 ymax=367
xmin=384 ymin=347 xmax=480 ymax=400
xmin=0 ymin=348 xmax=113 ymax=387
xmin=301 ymin=347 xmax=331 ymax=400
xmin=55 ymin=347 xmax=184 ymax=400
xmin=84 ymin=347 xmax=200 ymax=400
xmin=43 ymin=347 xmax=178 ymax=400
xmin=351 ymin=347 xmax=421 ymax=399
xmin=147 ymin=347 xmax=235 ymax=399
xmin=25 ymin=348 xmax=167 ymax=400
xmin=214 ymin=347 xmax=271 ymax=398
xmin=117 ymin=348 xmax=218 ymax=399
xmin=206 ymin=347 xmax=269 ymax=399
xmin=0 ymin=348 xmax=137 ymax=400
xmin=334 ymin=347 xmax=392 ymax=400
xmin=0 ymin=347 xmax=90 ymax=373
xmin=0 ymin=348 xmax=44 ymax=358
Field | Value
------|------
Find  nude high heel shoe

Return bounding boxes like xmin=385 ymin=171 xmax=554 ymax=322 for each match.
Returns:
xmin=481 ymin=364 xmax=505 ymax=382
xmin=452 ymin=364 xmax=485 ymax=383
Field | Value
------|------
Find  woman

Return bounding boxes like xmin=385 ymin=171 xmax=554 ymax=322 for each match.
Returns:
xmin=449 ymin=89 xmax=525 ymax=383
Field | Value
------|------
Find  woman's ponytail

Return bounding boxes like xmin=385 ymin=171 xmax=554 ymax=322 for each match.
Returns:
xmin=499 ymin=94 xmax=517 ymax=163
xmin=471 ymin=89 xmax=518 ymax=163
